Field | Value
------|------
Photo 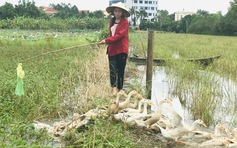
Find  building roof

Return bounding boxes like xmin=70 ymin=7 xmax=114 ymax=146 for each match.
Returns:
xmin=41 ymin=7 xmax=59 ymax=14
xmin=175 ymin=11 xmax=195 ymax=15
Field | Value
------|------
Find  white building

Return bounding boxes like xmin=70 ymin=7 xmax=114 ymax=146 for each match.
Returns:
xmin=109 ymin=0 xmax=159 ymax=25
xmin=175 ymin=11 xmax=195 ymax=21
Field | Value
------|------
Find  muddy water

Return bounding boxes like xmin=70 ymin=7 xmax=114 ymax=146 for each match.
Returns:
xmin=131 ymin=65 xmax=237 ymax=147
xmin=134 ymin=65 xmax=237 ymax=126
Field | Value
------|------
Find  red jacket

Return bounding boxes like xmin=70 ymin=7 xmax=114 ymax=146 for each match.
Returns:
xmin=105 ymin=18 xmax=129 ymax=56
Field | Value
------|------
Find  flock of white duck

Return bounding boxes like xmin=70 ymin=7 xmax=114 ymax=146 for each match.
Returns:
xmin=33 ymin=89 xmax=237 ymax=147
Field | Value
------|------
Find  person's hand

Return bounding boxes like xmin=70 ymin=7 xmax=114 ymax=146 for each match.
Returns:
xmin=99 ymin=39 xmax=106 ymax=44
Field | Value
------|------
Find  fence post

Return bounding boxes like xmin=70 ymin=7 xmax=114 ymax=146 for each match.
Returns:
xmin=146 ymin=30 xmax=154 ymax=100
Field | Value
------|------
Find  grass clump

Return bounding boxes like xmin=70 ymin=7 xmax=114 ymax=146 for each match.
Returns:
xmin=63 ymin=118 xmax=133 ymax=148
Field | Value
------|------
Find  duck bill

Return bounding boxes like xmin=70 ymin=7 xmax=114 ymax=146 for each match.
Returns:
xmin=220 ymin=124 xmax=226 ymax=130
xmin=201 ymin=123 xmax=207 ymax=127
xmin=149 ymin=101 xmax=155 ymax=106
xmin=136 ymin=94 xmax=143 ymax=100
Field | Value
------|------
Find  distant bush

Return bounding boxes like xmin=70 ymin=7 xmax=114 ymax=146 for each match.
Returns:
xmin=0 ymin=17 xmax=107 ymax=30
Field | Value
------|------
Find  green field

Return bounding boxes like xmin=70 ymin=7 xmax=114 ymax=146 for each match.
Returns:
xmin=130 ymin=31 xmax=237 ymax=125
xmin=1 ymin=29 xmax=237 ymax=147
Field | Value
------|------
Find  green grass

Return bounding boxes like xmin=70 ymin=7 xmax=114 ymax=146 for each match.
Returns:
xmin=129 ymin=31 xmax=237 ymax=126
xmin=0 ymin=29 xmax=103 ymax=147
xmin=1 ymin=29 xmax=237 ymax=147
xmin=130 ymin=31 xmax=237 ymax=81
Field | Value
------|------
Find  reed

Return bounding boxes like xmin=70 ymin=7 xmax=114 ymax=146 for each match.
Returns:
xmin=0 ymin=29 xmax=142 ymax=147
xmin=129 ymin=31 xmax=237 ymax=126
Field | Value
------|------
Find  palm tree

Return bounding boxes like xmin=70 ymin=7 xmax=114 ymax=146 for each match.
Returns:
xmin=129 ymin=7 xmax=136 ymax=27
xmin=139 ymin=10 xmax=148 ymax=21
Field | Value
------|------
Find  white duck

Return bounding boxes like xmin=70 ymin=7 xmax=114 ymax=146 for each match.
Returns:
xmin=228 ymin=128 xmax=237 ymax=147
xmin=67 ymin=113 xmax=86 ymax=130
xmin=112 ymin=91 xmax=140 ymax=121
xmin=105 ymin=90 xmax=128 ymax=115
xmin=113 ymin=98 xmax=148 ymax=122
xmin=113 ymin=112 xmax=127 ymax=122
xmin=118 ymin=98 xmax=148 ymax=114
xmin=200 ymin=127 xmax=237 ymax=148
xmin=133 ymin=98 xmax=173 ymax=128
xmin=53 ymin=120 xmax=68 ymax=133
xmin=117 ymin=90 xmax=138 ymax=111
xmin=129 ymin=93 xmax=144 ymax=109
xmin=192 ymin=123 xmax=226 ymax=139
xmin=231 ymin=128 xmax=237 ymax=141
xmin=160 ymin=96 xmax=189 ymax=129
xmin=200 ymin=136 xmax=232 ymax=147
xmin=33 ymin=120 xmax=65 ymax=141
xmin=158 ymin=119 xmax=207 ymax=142
xmin=122 ymin=99 xmax=154 ymax=128
xmin=75 ymin=118 xmax=91 ymax=129
xmin=33 ymin=120 xmax=54 ymax=134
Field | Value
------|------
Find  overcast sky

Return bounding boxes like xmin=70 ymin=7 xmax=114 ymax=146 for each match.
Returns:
xmin=0 ymin=0 xmax=231 ymax=15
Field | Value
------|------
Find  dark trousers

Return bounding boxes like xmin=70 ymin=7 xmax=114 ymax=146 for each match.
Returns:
xmin=108 ymin=53 xmax=127 ymax=90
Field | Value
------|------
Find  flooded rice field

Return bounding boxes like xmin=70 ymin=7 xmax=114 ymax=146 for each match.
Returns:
xmin=135 ymin=65 xmax=237 ymax=127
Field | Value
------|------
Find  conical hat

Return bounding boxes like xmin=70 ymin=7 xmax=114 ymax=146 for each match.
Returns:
xmin=106 ymin=2 xmax=130 ymax=17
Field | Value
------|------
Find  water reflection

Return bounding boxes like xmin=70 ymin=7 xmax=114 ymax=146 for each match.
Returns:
xmin=136 ymin=65 xmax=237 ymax=127
xmin=137 ymin=66 xmax=172 ymax=110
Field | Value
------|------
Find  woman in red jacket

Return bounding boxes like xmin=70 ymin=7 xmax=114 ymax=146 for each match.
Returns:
xmin=100 ymin=2 xmax=130 ymax=97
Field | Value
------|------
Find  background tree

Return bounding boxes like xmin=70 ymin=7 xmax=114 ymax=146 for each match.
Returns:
xmin=88 ymin=10 xmax=104 ymax=18
xmin=157 ymin=10 xmax=171 ymax=31
xmin=220 ymin=0 xmax=237 ymax=35
xmin=178 ymin=15 xmax=192 ymax=33
xmin=0 ymin=2 xmax=16 ymax=19
xmin=196 ymin=9 xmax=209 ymax=16
xmin=51 ymin=3 xmax=79 ymax=19
xmin=129 ymin=7 xmax=139 ymax=27
xmin=139 ymin=9 xmax=148 ymax=21
xmin=0 ymin=0 xmax=236 ymax=36
xmin=14 ymin=0 xmax=42 ymax=18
